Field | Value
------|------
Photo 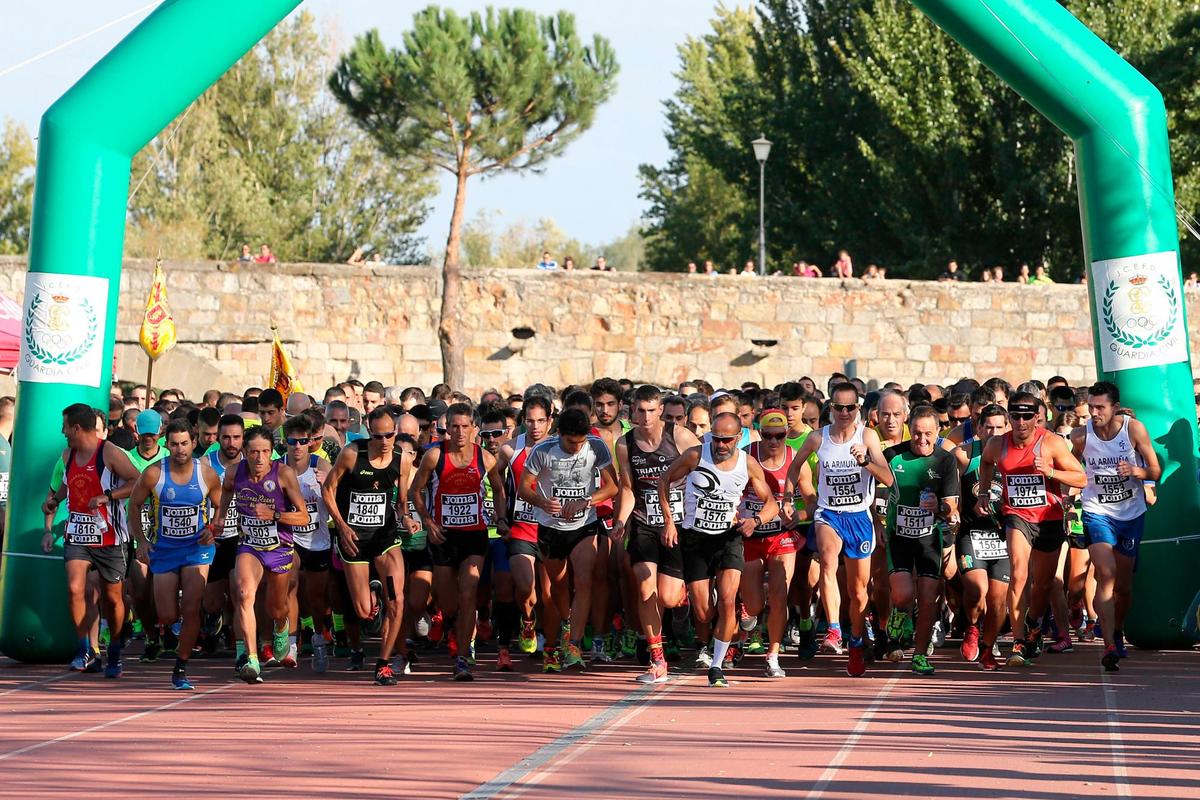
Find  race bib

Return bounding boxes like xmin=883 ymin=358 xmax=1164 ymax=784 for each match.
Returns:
xmin=348 ymin=491 xmax=386 ymax=528
xmin=1094 ymin=473 xmax=1134 ymax=505
xmin=141 ymin=505 xmax=155 ymax=539
xmin=642 ymin=487 xmax=684 ymax=528
xmin=872 ymin=485 xmax=889 ymax=517
xmin=240 ymin=517 xmax=280 ymax=549
xmin=826 ymin=473 xmax=864 ymax=507
xmin=692 ymin=496 xmax=735 ymax=534
xmin=895 ymin=505 xmax=935 ymax=538
xmin=969 ymin=527 xmax=1008 ymax=560
xmin=291 ymin=501 xmax=320 ymax=537
xmin=552 ymin=486 xmax=589 ymax=522
xmin=217 ymin=502 xmax=239 ymax=540
xmin=65 ymin=510 xmax=104 ymax=546
xmin=743 ymin=498 xmax=782 ymax=535
xmin=159 ymin=504 xmax=202 ymax=540
xmin=513 ymin=496 xmax=538 ymax=523
xmin=1006 ymin=474 xmax=1047 ymax=508
xmin=441 ymin=492 xmax=481 ymax=527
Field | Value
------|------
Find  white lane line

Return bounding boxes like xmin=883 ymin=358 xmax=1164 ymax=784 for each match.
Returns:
xmin=0 ymin=681 xmax=236 ymax=762
xmin=806 ymin=674 xmax=901 ymax=800
xmin=463 ymin=676 xmax=696 ymax=800
xmin=1100 ymin=669 xmax=1133 ymax=798
xmin=0 ymin=671 xmax=76 ymax=698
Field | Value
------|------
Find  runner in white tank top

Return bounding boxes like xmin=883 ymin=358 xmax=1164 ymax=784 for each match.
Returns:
xmin=1068 ymin=382 xmax=1161 ymax=670
xmin=659 ymin=412 xmax=779 ymax=687
xmin=783 ymin=383 xmax=893 ymax=676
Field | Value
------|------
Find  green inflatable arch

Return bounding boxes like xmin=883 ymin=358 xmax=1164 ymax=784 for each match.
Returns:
xmin=1 ymin=0 xmax=1197 ymax=660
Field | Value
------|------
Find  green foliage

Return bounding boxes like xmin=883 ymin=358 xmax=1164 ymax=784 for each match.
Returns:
xmin=641 ymin=0 xmax=1200 ymax=279
xmin=0 ymin=119 xmax=35 ymax=255
xmin=330 ymin=5 xmax=619 ymax=267
xmin=126 ymin=12 xmax=433 ymax=264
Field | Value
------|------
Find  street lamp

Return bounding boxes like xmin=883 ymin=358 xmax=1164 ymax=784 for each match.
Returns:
xmin=752 ymin=135 xmax=772 ymax=276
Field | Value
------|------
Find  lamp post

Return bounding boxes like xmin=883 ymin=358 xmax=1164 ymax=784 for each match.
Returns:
xmin=752 ymin=135 xmax=772 ymax=276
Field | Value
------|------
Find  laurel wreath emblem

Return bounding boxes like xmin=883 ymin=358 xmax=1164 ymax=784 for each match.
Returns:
xmin=23 ymin=294 xmax=99 ymax=366
xmin=1101 ymin=275 xmax=1177 ymax=349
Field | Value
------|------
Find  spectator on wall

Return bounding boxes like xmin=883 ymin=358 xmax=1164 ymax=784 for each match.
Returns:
xmin=1029 ymin=263 xmax=1055 ymax=285
xmin=703 ymin=259 xmax=717 ymax=276
xmin=591 ymin=256 xmax=614 ymax=272
xmin=1017 ymin=263 xmax=1031 ymax=284
xmin=938 ymin=260 xmax=962 ymax=282
xmin=793 ymin=260 xmax=821 ymax=278
xmin=536 ymin=250 xmax=559 ymax=270
xmin=254 ymin=244 xmax=277 ymax=264
xmin=992 ymin=265 xmax=1005 ymax=282
xmin=238 ymin=244 xmax=254 ymax=262
xmin=831 ymin=249 xmax=854 ymax=278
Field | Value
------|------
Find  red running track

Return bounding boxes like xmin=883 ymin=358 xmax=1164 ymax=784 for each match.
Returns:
xmin=1 ymin=643 xmax=1197 ymax=799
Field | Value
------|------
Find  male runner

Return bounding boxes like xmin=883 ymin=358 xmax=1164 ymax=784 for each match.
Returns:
xmin=497 ymin=395 xmax=555 ymax=656
xmin=954 ymin=403 xmax=1012 ymax=670
xmin=410 ymin=403 xmax=507 ymax=681
xmin=976 ymin=391 xmax=1087 ymax=667
xmin=127 ymin=409 xmax=168 ymax=662
xmin=322 ymin=407 xmax=408 ymax=685
xmin=128 ymin=419 xmax=223 ymax=689
xmin=517 ymin=408 xmax=618 ymax=673
xmin=784 ymin=382 xmax=893 ymax=677
xmin=780 ymin=383 xmax=821 ymax=657
xmin=881 ymin=406 xmax=960 ymax=675
xmin=662 ymin=395 xmax=688 ymax=428
xmin=200 ymin=414 xmax=244 ymax=653
xmin=615 ymin=384 xmax=695 ymax=684
xmin=478 ymin=407 xmax=518 ymax=671
xmin=1070 ymin=381 xmax=1160 ymax=671
xmin=43 ymin=403 xmax=141 ymax=677
xmin=739 ymin=410 xmax=800 ymax=678
xmin=218 ymin=427 xmax=309 ymax=684
xmin=870 ymin=390 xmax=909 ymax=657
xmin=659 ymin=411 xmax=779 ymax=687
xmin=588 ymin=378 xmax=628 ymax=663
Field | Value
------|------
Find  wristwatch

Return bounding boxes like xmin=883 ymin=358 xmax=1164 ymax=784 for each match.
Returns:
xmin=752 ymin=513 xmax=763 ymax=527
xmin=103 ymin=489 xmax=114 ymax=501
xmin=272 ymin=510 xmax=281 ymax=522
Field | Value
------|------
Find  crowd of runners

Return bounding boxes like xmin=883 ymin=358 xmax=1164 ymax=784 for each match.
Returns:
xmin=25 ymin=370 xmax=1158 ymax=690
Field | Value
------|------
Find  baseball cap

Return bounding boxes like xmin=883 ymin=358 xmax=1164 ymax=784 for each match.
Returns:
xmin=135 ymin=409 xmax=162 ymax=436
xmin=759 ymin=410 xmax=787 ymax=430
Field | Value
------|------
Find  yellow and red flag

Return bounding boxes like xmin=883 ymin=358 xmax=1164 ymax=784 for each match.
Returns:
xmin=268 ymin=326 xmax=303 ymax=402
xmin=139 ymin=259 xmax=177 ymax=360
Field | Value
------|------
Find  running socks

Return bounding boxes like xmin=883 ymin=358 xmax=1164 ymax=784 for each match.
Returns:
xmin=272 ymin=623 xmax=289 ymax=655
xmin=711 ymin=638 xmax=731 ymax=667
xmin=648 ymin=635 xmax=665 ymax=664
xmin=235 ymin=640 xmax=247 ymax=660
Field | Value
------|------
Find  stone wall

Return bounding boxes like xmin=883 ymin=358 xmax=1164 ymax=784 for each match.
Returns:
xmin=2 ymin=256 xmax=1197 ymax=398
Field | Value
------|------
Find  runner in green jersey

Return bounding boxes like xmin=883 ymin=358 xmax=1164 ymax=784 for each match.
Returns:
xmin=882 ymin=407 xmax=960 ymax=675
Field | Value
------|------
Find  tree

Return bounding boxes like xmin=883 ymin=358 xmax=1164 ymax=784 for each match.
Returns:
xmin=331 ymin=5 xmax=618 ymax=387
xmin=126 ymin=12 xmax=433 ymax=264
xmin=0 ymin=119 xmax=35 ymax=255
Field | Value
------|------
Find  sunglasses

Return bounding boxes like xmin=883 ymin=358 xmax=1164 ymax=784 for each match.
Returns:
xmin=286 ymin=436 xmax=313 ymax=446
xmin=832 ymin=403 xmax=858 ymax=413
xmin=760 ymin=432 xmax=787 ymax=441
xmin=1010 ymin=412 xmax=1037 ymax=421
xmin=948 ymin=415 xmax=971 ymax=425
xmin=711 ymin=435 xmax=738 ymax=444
xmin=480 ymin=430 xmax=505 ymax=439
xmin=436 ymin=427 xmax=447 ymax=435
xmin=371 ymin=431 xmax=397 ymax=440
xmin=1053 ymin=403 xmax=1074 ymax=412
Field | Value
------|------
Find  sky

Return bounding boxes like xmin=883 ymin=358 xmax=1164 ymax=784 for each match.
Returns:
xmin=0 ymin=0 xmax=731 ymax=253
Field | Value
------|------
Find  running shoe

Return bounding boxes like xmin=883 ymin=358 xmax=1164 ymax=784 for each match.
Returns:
xmin=83 ymin=651 xmax=104 ymax=673
xmin=663 ymin=638 xmax=681 ymax=663
xmin=1069 ymin=602 xmax=1085 ymax=632
xmin=477 ymin=618 xmax=494 ymax=644
xmin=798 ymin=623 xmax=816 ymax=654
xmin=931 ymin=619 xmax=947 ymax=650
xmin=872 ymin=632 xmax=890 ymax=663
xmin=1114 ymin=630 xmax=1129 ymax=659
xmin=821 ymin=628 xmax=844 ymax=655
xmin=467 ymin=639 xmax=477 ymax=667
xmin=69 ymin=646 xmax=93 ymax=672
xmin=764 ymin=660 xmax=786 ymax=679
xmin=171 ymin=673 xmax=194 ymax=691
xmin=744 ymin=627 xmax=766 ymax=655
xmin=415 ymin=612 xmax=432 ymax=639
xmin=347 ymin=649 xmax=365 ymax=671
xmin=635 ymin=635 xmax=650 ymax=667
xmin=1047 ymin=635 xmax=1074 ymax=654
xmin=428 ymin=610 xmax=445 ymax=645
xmin=1007 ymin=641 xmax=1029 ymax=668
xmin=312 ymin=637 xmax=329 ymax=674
xmin=1101 ymin=646 xmax=1120 ymax=673
xmin=453 ymin=657 xmax=473 ymax=682
xmin=563 ymin=643 xmax=586 ymax=670
xmin=103 ymin=644 xmax=124 ymax=678
xmin=543 ymin=648 xmax=562 ymax=673
xmin=139 ymin=640 xmax=162 ymax=664
xmin=885 ymin=641 xmax=905 ymax=663
xmin=979 ymin=647 xmax=1000 ymax=671
xmin=707 ymin=666 xmax=728 ymax=688
xmin=604 ymin=631 xmax=622 ymax=662
xmin=497 ymin=647 xmax=514 ymax=672
xmin=737 ymin=600 xmax=756 ymax=632
xmin=960 ymin=625 xmax=981 ymax=663
xmin=518 ymin=619 xmax=538 ymax=654
xmin=1079 ymin=624 xmax=1096 ymax=642
xmin=403 ymin=653 xmax=417 ymax=675
xmin=636 ymin=660 xmax=670 ymax=685
xmin=375 ymin=663 xmax=398 ymax=686
xmin=1027 ymin=629 xmax=1044 ymax=660
xmin=281 ymin=643 xmax=299 ymax=668
xmin=239 ymin=656 xmax=262 ymax=684
xmin=620 ymin=628 xmax=638 ymax=659
xmin=534 ymin=633 xmax=545 ymax=657
xmin=695 ymin=645 xmax=713 ymax=668
xmin=590 ymin=638 xmax=612 ymax=664
xmin=448 ymin=630 xmax=458 ymax=659
xmin=1092 ymin=621 xmax=1104 ymax=641
xmin=911 ymin=653 xmax=935 ymax=676
xmin=846 ymin=643 xmax=866 ymax=677
xmin=785 ymin=618 xmax=802 ymax=648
